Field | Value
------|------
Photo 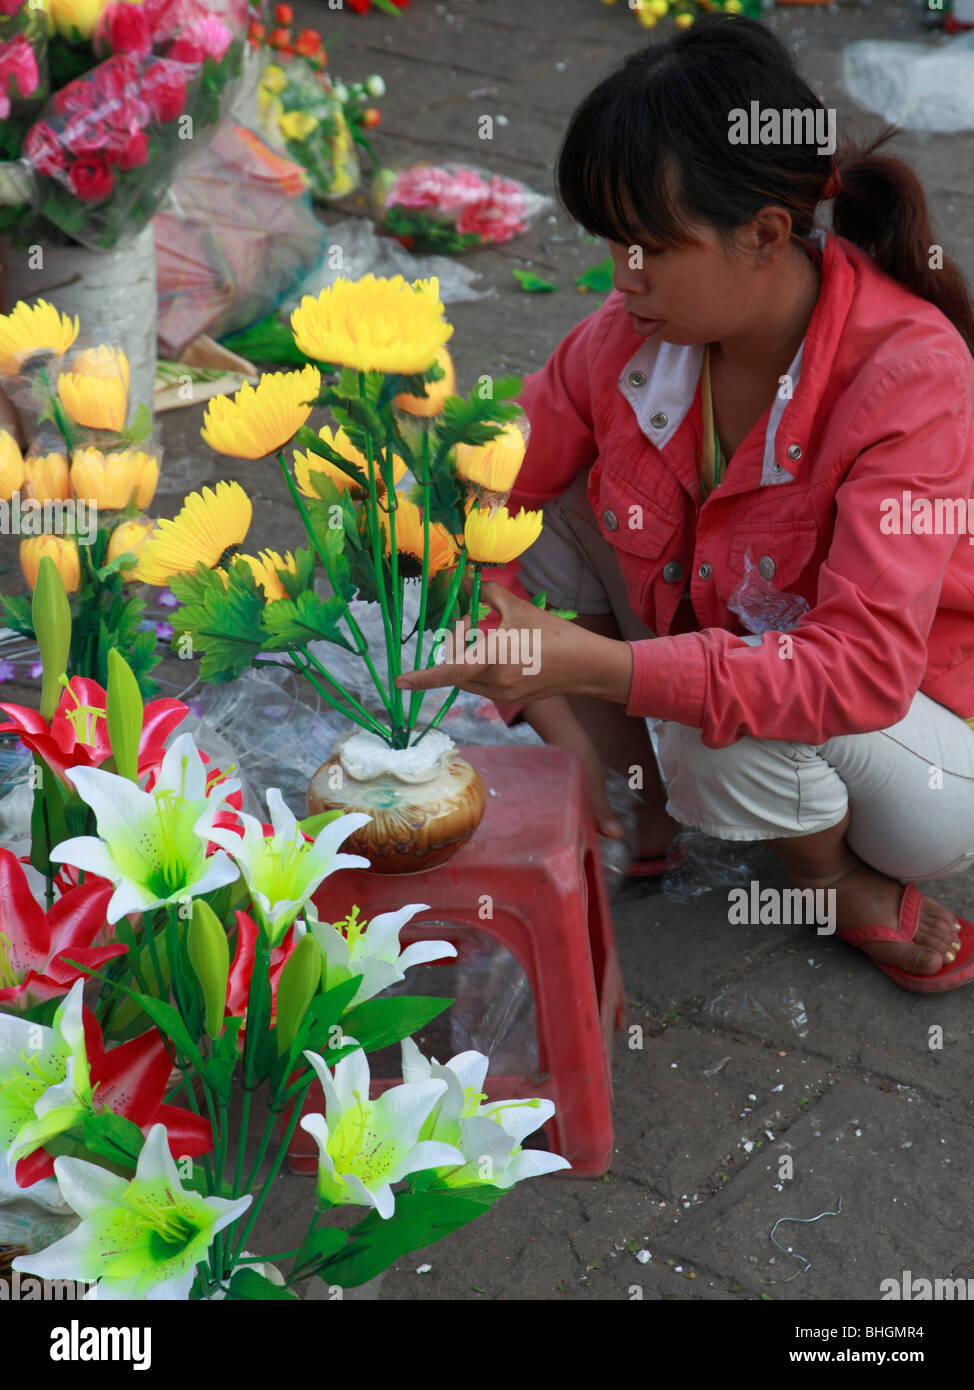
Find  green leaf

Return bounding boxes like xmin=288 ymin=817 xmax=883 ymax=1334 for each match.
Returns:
xmin=289 ymin=1226 xmax=349 ymax=1284
xmin=513 ymin=268 xmax=558 ymax=294
xmin=225 ymin=1269 xmax=299 ymax=1301
xmin=221 ymin=315 xmax=319 ymax=368
xmin=529 ymin=590 xmax=547 ymax=608
xmin=293 ymin=425 xmax=369 ymax=493
xmin=339 ymin=996 xmax=452 ymax=1052
xmin=81 ymin=1111 xmax=145 ymax=1169
xmin=574 ymin=257 xmax=614 ymax=294
xmin=261 ymin=591 xmax=352 ymax=651
xmin=297 ymin=809 xmax=346 ymax=837
xmin=114 ymin=401 xmax=153 ymax=446
xmin=169 ymin=562 xmax=266 ymax=682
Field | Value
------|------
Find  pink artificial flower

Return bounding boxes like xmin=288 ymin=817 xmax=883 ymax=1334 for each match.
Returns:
xmin=388 ymin=165 xmax=456 ymax=211
xmin=0 ymin=35 xmax=39 ymax=118
xmin=169 ymin=13 xmax=232 ymax=63
xmin=455 ymin=198 xmax=526 ymax=244
xmin=95 ymin=1 xmax=153 ymax=59
xmin=0 ymin=0 xmax=25 ymax=15
xmin=141 ymin=57 xmax=187 ymax=121
xmin=115 ymin=127 xmax=148 ymax=169
xmin=92 ymin=53 xmax=141 ymax=100
xmin=23 ymin=121 xmax=67 ymax=178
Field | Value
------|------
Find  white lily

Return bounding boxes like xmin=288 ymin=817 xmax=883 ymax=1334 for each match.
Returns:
xmin=0 ymin=979 xmax=93 ymax=1167
xmin=298 ymin=1045 xmax=463 ymax=1219
xmin=11 ymin=1124 xmax=251 ymax=1300
xmin=298 ymin=902 xmax=456 ymax=1006
xmin=400 ymin=1038 xmax=572 ymax=1189
xmin=50 ymin=732 xmax=242 ymax=924
xmin=208 ymin=790 xmax=371 ymax=947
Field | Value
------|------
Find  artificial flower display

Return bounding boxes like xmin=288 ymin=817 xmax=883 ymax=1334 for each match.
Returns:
xmin=58 ymin=346 xmax=130 ymax=430
xmin=293 ymin=423 xmax=402 ymax=499
xmin=373 ymin=163 xmax=547 ymax=255
xmin=455 ymin=416 xmax=527 ymax=501
xmin=380 ymin=495 xmax=457 ymax=578
xmin=200 ymin=364 xmax=321 ymax=458
xmin=22 ymin=448 xmax=70 ymax=503
xmin=464 ymin=502 xmax=543 ymax=566
xmin=290 ymin=273 xmax=453 ymax=374
xmin=133 ymin=479 xmax=252 ymax=584
xmin=0 ymin=298 xmax=79 ymax=375
xmin=69 ymin=445 xmax=159 ymax=509
xmin=300 ymin=901 xmax=456 ymax=1007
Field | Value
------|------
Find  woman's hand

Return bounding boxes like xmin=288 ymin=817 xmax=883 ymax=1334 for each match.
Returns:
xmin=394 ymin=580 xmax=634 ymax=707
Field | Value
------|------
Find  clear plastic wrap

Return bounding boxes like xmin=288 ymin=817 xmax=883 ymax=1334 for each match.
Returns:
xmin=843 ymin=33 xmax=974 ymax=133
xmin=727 ymin=550 xmax=809 ymax=635
xmin=154 ymin=121 xmax=326 ymax=357
xmin=254 ymin=54 xmax=360 ymax=203
xmin=373 ymin=162 xmax=552 ymax=255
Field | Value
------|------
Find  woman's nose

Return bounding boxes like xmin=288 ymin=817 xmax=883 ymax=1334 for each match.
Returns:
xmin=609 ymin=245 xmax=648 ymax=295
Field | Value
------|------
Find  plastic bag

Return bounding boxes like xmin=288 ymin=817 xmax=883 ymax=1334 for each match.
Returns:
xmin=661 ymin=827 xmax=767 ymax=904
xmin=154 ymin=122 xmax=326 ymax=357
xmin=254 ymin=54 xmax=360 ymax=203
xmin=727 ymin=550 xmax=809 ymax=635
xmin=705 ymin=983 xmax=809 ymax=1040
xmin=843 ymin=33 xmax=974 ymax=133
xmin=372 ymin=162 xmax=551 ymax=254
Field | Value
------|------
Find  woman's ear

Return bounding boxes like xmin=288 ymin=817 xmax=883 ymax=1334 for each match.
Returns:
xmin=750 ymin=205 xmax=795 ymax=265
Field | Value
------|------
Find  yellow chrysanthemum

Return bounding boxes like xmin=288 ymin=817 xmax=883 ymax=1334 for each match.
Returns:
xmin=380 ymin=496 xmax=457 ymax=580
xmin=455 ymin=419 xmax=527 ymax=495
xmin=70 ymin=447 xmax=159 ymax=510
xmin=393 ymin=347 xmax=456 ymax=419
xmin=290 ymin=275 xmax=454 ymax=375
xmin=294 ymin=425 xmax=405 ymax=499
xmin=464 ymin=504 xmax=543 ymax=566
xmin=48 ymin=0 xmax=112 ymax=39
xmin=20 ymin=535 xmax=81 ymax=594
xmin=0 ymin=299 xmax=80 ymax=376
xmin=279 ymin=110 xmax=319 ymax=142
xmin=133 ymin=481 xmax=253 ymax=586
xmin=58 ymin=345 xmax=130 ymax=431
xmin=261 ymin=63 xmax=288 ymax=94
xmin=22 ymin=451 xmax=70 ymax=504
xmin=107 ymin=517 xmax=156 ymax=579
xmin=234 ymin=549 xmax=299 ymax=602
xmin=201 ymin=365 xmax=321 ymax=459
xmin=0 ymin=429 xmax=24 ymax=501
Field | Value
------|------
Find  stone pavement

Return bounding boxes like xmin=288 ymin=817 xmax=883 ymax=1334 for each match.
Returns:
xmin=239 ymin=0 xmax=974 ymax=1303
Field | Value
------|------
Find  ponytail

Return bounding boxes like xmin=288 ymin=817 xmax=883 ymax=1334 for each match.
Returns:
xmin=833 ymin=125 xmax=974 ymax=356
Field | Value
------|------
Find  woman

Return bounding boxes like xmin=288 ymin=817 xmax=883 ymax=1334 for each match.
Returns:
xmin=397 ymin=15 xmax=974 ymax=992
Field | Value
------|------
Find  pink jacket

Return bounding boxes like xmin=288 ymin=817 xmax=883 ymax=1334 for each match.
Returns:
xmin=495 ymin=231 xmax=974 ymax=748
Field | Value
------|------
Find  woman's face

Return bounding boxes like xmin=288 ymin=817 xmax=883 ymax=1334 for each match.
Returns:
xmin=607 ymin=219 xmax=771 ymax=347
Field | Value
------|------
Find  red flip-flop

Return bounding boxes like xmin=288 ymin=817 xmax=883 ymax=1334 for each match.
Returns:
xmin=839 ymin=882 xmax=974 ymax=993
xmin=624 ymin=843 xmax=687 ymax=880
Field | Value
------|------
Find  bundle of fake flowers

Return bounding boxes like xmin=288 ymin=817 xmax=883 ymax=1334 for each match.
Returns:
xmin=0 ymin=0 xmax=248 ymax=248
xmin=0 ymin=560 xmax=568 ymax=1299
xmin=0 ymin=297 xmax=163 ymax=691
xmin=373 ymin=163 xmax=548 ymax=254
xmin=601 ymin=0 xmax=762 ymax=26
xmin=131 ymin=272 xmax=551 ymax=752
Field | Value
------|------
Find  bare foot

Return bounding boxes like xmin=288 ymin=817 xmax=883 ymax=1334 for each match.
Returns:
xmin=814 ymin=865 xmax=961 ymax=976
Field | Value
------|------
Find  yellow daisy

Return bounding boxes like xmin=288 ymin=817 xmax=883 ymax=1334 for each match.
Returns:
xmin=279 ymin=110 xmax=319 ymax=142
xmin=381 ymin=496 xmax=457 ymax=579
xmin=201 ymin=365 xmax=321 ymax=459
xmin=464 ymin=503 xmax=543 ymax=566
xmin=107 ymin=517 xmax=156 ymax=579
xmin=133 ymin=481 xmax=253 ymax=586
xmin=0 ymin=429 xmax=24 ymax=502
xmin=70 ymin=447 xmax=159 ymax=510
xmin=394 ymin=347 xmax=456 ymax=418
xmin=0 ymin=299 xmax=80 ymax=376
xmin=455 ymin=418 xmax=527 ymax=496
xmin=290 ymin=274 xmax=454 ymax=375
xmin=294 ymin=425 xmax=405 ymax=499
xmin=20 ymin=535 xmax=81 ymax=594
xmin=22 ymin=451 xmax=71 ymax=504
xmin=58 ymin=346 xmax=130 ymax=432
xmin=234 ymin=549 xmax=299 ymax=602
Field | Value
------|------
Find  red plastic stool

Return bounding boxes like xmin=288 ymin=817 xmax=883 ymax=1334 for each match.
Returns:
xmin=286 ymin=744 xmax=626 ymax=1179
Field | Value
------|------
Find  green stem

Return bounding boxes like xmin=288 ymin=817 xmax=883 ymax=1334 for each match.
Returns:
xmin=407 ymin=424 xmax=433 ymax=734
xmin=38 ymin=365 xmax=78 ymax=454
xmin=229 ymin=1077 xmax=313 ymax=1272
xmin=288 ymin=651 xmax=391 ymax=743
xmin=298 ymin=647 xmax=388 ymax=736
xmin=415 ymin=563 xmax=482 ymax=743
xmin=358 ymin=392 xmax=402 ymax=746
xmin=411 ymin=549 xmax=470 ymax=743
xmin=382 ymin=441 xmax=406 ymax=738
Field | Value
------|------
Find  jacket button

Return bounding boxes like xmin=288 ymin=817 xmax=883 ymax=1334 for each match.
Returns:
xmin=603 ymin=509 xmax=618 ymax=532
xmin=650 ymin=411 xmax=668 ymax=429
xmin=628 ymin=370 xmax=646 ymax=388
xmin=662 ymin=560 xmax=683 ymax=583
xmin=758 ymin=555 xmax=776 ymax=580
xmin=787 ymin=443 xmax=802 ymax=461
xmin=698 ymin=562 xmax=713 ymax=580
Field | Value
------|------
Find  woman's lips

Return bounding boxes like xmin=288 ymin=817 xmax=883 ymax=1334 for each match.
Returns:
xmin=629 ymin=312 xmax=663 ymax=337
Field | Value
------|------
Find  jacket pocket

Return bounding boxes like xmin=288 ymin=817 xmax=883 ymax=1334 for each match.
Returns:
xmin=728 ymin=520 xmax=820 ymax=592
xmin=591 ymin=467 xmax=681 ymax=615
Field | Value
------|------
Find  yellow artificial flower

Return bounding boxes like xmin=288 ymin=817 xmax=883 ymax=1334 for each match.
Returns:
xmin=290 ymin=275 xmax=454 ymax=375
xmin=22 ymin=451 xmax=70 ymax=504
xmin=674 ymin=11 xmax=693 ymax=26
xmin=201 ymin=365 xmax=321 ymax=459
xmin=57 ymin=345 xmax=131 ymax=432
xmin=279 ymin=110 xmax=319 ymax=142
xmin=235 ymin=549 xmax=299 ymax=602
xmin=0 ymin=429 xmax=24 ymax=501
xmin=258 ymin=89 xmax=285 ymax=128
xmin=106 ymin=517 xmax=156 ymax=578
xmin=325 ymin=114 xmax=358 ymax=199
xmin=636 ymin=7 xmax=658 ymax=24
xmin=380 ymin=496 xmax=457 ymax=580
xmin=464 ymin=504 xmax=543 ymax=566
xmin=455 ymin=418 xmax=527 ymax=496
xmin=261 ymin=63 xmax=288 ymax=94
xmin=0 ymin=299 xmax=79 ymax=376
xmin=294 ymin=425 xmax=405 ymax=499
xmin=70 ymin=447 xmax=159 ymax=510
xmin=20 ymin=535 xmax=81 ymax=594
xmin=393 ymin=347 xmax=456 ymax=418
xmin=133 ymin=481 xmax=253 ymax=586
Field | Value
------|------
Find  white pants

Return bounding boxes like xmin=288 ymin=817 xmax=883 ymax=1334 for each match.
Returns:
xmin=519 ymin=471 xmax=974 ymax=883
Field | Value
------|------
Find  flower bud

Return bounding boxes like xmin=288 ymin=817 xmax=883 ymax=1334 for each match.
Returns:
xmin=70 ymin=446 xmax=159 ymax=510
xmin=394 ymin=347 xmax=455 ymax=419
xmin=30 ymin=554 xmax=72 ymax=722
xmin=275 ymin=932 xmax=322 ymax=1056
xmin=22 ymin=535 xmax=81 ymax=597
xmin=22 ymin=450 xmax=70 ymax=504
xmin=331 ymin=81 xmax=348 ymax=103
xmin=188 ymin=900 xmax=230 ymax=1040
xmin=364 ymin=75 xmax=385 ymax=98
xmin=106 ymin=648 xmax=142 ymax=783
xmin=0 ymin=429 xmax=24 ymax=501
xmin=106 ymin=517 xmax=156 ymax=577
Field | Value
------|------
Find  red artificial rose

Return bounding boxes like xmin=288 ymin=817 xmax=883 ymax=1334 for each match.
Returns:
xmin=0 ymin=0 xmax=25 ymax=14
xmin=23 ymin=121 xmax=67 ymax=178
xmin=92 ymin=53 xmax=140 ymax=100
xmin=64 ymin=114 xmax=112 ymax=157
xmin=115 ymin=127 xmax=147 ymax=169
xmin=141 ymin=58 xmax=186 ymax=122
xmin=52 ymin=79 xmax=98 ymax=119
xmin=294 ymin=28 xmax=321 ymax=57
xmin=347 ymin=0 xmax=370 ymax=11
xmin=274 ymin=3 xmax=293 ymax=23
xmin=95 ymin=2 xmax=153 ymax=59
xmin=103 ymin=91 xmax=150 ymax=132
xmin=67 ymin=154 xmax=114 ymax=202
